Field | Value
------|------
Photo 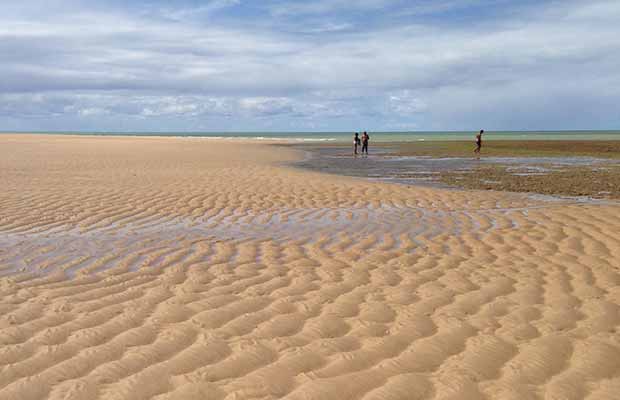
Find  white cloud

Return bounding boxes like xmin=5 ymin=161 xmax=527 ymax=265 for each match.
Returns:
xmin=561 ymin=0 xmax=620 ymax=21
xmin=0 ymin=0 xmax=619 ymax=130
xmin=158 ymin=0 xmax=241 ymax=21
xmin=389 ymin=91 xmax=427 ymax=115
xmin=239 ymin=97 xmax=293 ymax=116
xmin=268 ymin=0 xmax=397 ymax=16
xmin=77 ymin=107 xmax=109 ymax=117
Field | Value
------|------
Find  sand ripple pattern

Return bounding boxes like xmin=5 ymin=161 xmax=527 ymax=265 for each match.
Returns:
xmin=1 ymin=136 xmax=619 ymax=400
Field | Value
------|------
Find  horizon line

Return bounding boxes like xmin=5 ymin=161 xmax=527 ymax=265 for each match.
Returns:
xmin=2 ymin=129 xmax=620 ymax=135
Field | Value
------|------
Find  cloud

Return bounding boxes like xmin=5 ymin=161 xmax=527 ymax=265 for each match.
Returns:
xmin=0 ymin=0 xmax=619 ymax=131
xmin=268 ymin=0 xmax=398 ymax=17
xmin=158 ymin=0 xmax=241 ymax=21
xmin=388 ymin=91 xmax=427 ymax=116
xmin=239 ymin=97 xmax=294 ymax=116
xmin=76 ymin=107 xmax=110 ymax=117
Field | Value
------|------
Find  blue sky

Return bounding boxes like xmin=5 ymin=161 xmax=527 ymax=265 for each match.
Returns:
xmin=1 ymin=0 xmax=619 ymax=132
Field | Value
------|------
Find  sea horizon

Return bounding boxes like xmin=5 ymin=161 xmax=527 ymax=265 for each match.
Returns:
xmin=2 ymin=129 xmax=620 ymax=142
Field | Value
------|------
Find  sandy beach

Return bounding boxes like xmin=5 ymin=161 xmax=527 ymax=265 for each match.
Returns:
xmin=1 ymin=134 xmax=619 ymax=400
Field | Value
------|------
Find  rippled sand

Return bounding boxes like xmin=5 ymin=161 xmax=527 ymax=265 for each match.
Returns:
xmin=1 ymin=135 xmax=619 ymax=400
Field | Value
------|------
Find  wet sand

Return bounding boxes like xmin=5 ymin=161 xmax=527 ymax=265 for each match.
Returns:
xmin=1 ymin=135 xmax=620 ymax=400
xmin=378 ymin=140 xmax=620 ymax=159
xmin=291 ymin=141 xmax=620 ymax=199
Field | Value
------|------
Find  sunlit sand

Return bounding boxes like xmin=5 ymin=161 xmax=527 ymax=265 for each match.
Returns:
xmin=1 ymin=135 xmax=619 ymax=399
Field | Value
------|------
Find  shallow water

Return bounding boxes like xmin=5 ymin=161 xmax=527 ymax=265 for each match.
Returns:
xmin=4 ymin=191 xmax=615 ymax=280
xmin=0 ymin=201 xmax=581 ymax=279
xmin=293 ymin=146 xmax=620 ymax=187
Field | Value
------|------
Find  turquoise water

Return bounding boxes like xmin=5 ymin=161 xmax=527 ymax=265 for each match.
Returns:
xmin=3 ymin=130 xmax=620 ymax=142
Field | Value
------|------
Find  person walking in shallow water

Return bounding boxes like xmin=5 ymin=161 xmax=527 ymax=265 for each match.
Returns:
xmin=353 ymin=132 xmax=361 ymax=155
xmin=361 ymin=131 xmax=369 ymax=155
xmin=474 ymin=129 xmax=484 ymax=159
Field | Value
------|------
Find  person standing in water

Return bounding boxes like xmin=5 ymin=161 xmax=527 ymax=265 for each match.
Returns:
xmin=361 ymin=131 xmax=370 ymax=155
xmin=474 ymin=129 xmax=484 ymax=158
xmin=353 ymin=132 xmax=361 ymax=155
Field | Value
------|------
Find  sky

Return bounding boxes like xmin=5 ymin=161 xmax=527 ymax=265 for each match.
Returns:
xmin=1 ymin=0 xmax=619 ymax=132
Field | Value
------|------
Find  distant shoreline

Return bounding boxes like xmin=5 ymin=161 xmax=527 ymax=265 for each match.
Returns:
xmin=2 ymin=130 xmax=620 ymax=143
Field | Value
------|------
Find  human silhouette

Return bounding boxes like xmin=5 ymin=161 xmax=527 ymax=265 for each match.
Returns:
xmin=353 ymin=132 xmax=361 ymax=155
xmin=474 ymin=129 xmax=484 ymax=158
xmin=361 ymin=131 xmax=369 ymax=155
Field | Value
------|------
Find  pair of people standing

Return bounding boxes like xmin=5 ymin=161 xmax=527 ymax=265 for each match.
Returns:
xmin=354 ymin=131 xmax=370 ymax=155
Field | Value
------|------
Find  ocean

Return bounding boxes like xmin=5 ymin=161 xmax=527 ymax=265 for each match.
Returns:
xmin=3 ymin=130 xmax=620 ymax=142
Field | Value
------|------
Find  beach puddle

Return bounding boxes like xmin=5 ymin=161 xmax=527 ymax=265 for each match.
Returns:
xmin=293 ymin=146 xmax=616 ymax=186
xmin=290 ymin=145 xmax=620 ymax=200
xmin=0 ymin=201 xmax=568 ymax=279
